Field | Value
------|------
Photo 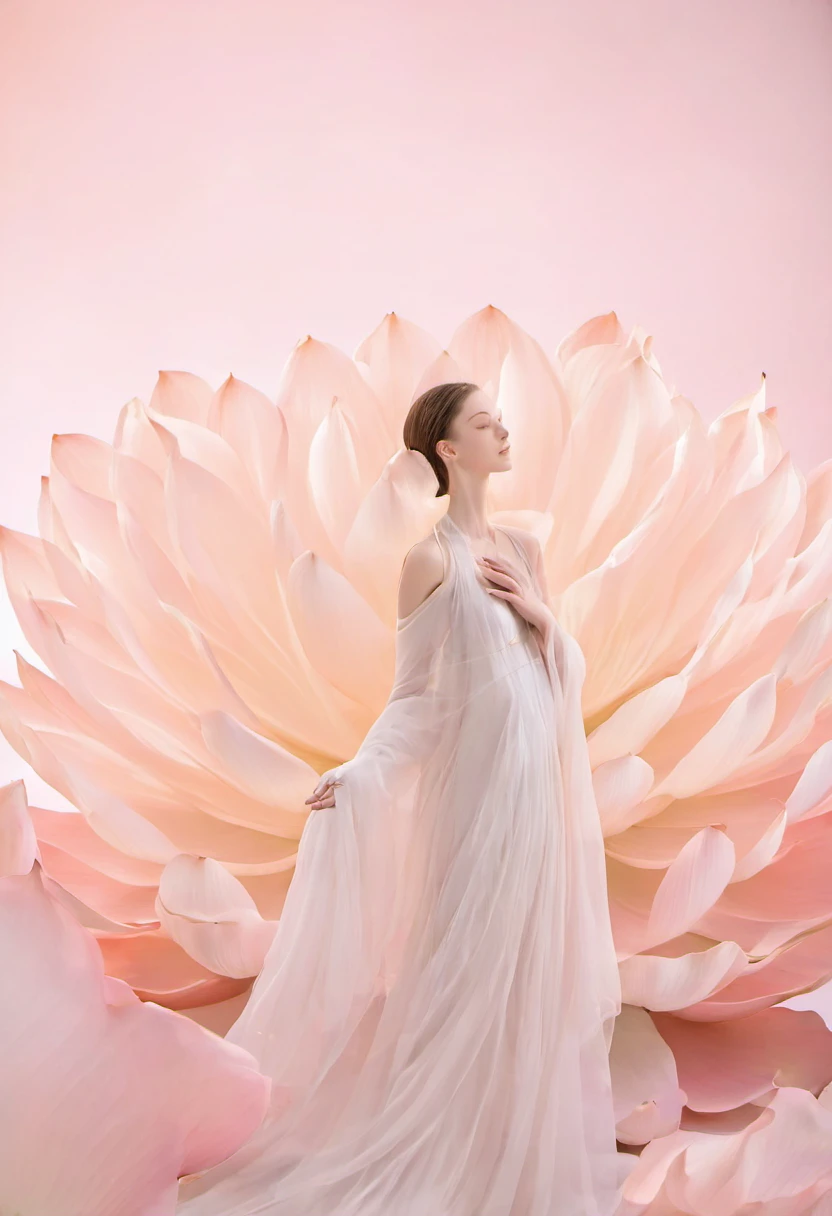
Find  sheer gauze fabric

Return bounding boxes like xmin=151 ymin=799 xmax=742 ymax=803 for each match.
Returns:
xmin=177 ymin=510 xmax=624 ymax=1216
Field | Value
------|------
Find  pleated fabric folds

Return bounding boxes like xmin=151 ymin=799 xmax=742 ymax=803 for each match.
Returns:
xmin=177 ymin=509 xmax=624 ymax=1216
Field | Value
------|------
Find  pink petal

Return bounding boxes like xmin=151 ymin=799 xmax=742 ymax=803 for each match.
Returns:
xmin=0 ymin=780 xmax=38 ymax=873
xmin=38 ymin=838 xmax=159 ymax=924
xmin=98 ymin=930 xmax=252 ymax=1009
xmin=785 ymin=739 xmax=832 ymax=822
xmin=0 ymin=795 xmax=269 ymax=1214
xmin=652 ymin=1006 xmax=832 ymax=1111
xmin=609 ymin=1003 xmax=685 ymax=1145
xmin=683 ymin=920 xmax=832 ymax=1020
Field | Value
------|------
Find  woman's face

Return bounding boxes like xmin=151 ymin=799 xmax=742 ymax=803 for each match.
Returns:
xmin=437 ymin=389 xmax=511 ymax=479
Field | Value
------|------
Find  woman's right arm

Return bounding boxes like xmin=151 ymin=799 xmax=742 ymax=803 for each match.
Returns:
xmin=306 ymin=535 xmax=447 ymax=810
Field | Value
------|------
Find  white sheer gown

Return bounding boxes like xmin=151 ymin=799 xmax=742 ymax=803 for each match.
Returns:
xmin=177 ymin=510 xmax=623 ymax=1216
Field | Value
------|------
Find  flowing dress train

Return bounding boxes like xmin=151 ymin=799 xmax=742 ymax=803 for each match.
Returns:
xmin=177 ymin=510 xmax=623 ymax=1216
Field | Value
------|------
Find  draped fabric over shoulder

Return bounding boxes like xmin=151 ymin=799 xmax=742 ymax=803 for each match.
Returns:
xmin=177 ymin=510 xmax=624 ymax=1216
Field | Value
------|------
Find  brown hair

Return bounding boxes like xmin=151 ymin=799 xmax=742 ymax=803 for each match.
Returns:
xmin=403 ymin=381 xmax=480 ymax=497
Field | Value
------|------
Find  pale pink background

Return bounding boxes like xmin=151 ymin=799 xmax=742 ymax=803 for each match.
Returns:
xmin=1 ymin=0 xmax=831 ymax=1015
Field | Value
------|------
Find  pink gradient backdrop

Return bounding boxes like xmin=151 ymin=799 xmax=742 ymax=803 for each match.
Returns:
xmin=1 ymin=0 xmax=831 ymax=1013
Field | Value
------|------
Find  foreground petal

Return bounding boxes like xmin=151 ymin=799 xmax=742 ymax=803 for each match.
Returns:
xmin=0 ymin=788 xmax=270 ymax=1215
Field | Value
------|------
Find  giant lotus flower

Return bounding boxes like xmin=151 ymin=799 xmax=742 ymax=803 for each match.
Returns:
xmin=2 ymin=306 xmax=832 ymax=1209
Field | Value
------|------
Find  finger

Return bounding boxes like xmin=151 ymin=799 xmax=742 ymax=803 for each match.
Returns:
xmin=481 ymin=555 xmax=521 ymax=576
xmin=480 ymin=566 xmax=521 ymax=593
xmin=306 ymin=776 xmax=335 ymax=802
xmin=478 ymin=556 xmax=522 ymax=584
xmin=307 ymin=788 xmax=337 ymax=809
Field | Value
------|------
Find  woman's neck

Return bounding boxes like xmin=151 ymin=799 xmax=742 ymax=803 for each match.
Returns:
xmin=445 ymin=487 xmax=493 ymax=541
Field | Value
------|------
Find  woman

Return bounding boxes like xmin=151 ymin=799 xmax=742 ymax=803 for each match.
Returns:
xmin=177 ymin=382 xmax=623 ymax=1216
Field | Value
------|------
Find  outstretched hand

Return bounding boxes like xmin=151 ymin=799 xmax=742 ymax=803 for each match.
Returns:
xmin=476 ymin=553 xmax=554 ymax=639
xmin=305 ymin=765 xmax=344 ymax=811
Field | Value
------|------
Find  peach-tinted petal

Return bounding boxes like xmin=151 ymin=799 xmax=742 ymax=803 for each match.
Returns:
xmin=652 ymin=675 xmax=778 ymax=799
xmin=149 ymin=368 xmax=215 ymax=425
xmin=619 ymin=940 xmax=748 ymax=1011
xmin=287 ymin=550 xmax=394 ymax=709
xmin=447 ymin=304 xmax=517 ymax=400
xmin=554 ymin=310 xmax=627 ymax=376
xmin=114 ymin=397 xmax=169 ymax=475
xmin=646 ymin=826 xmax=736 ymax=948
xmin=39 ymin=837 xmax=159 ymax=924
xmin=489 ymin=327 xmax=570 ymax=512
xmin=207 ymin=374 xmax=288 ymax=502
xmin=148 ymin=404 xmax=256 ymax=502
xmin=275 ymin=335 xmax=394 ymax=565
xmin=181 ymin=987 xmax=254 ymax=1037
xmin=30 ymin=803 xmax=163 ymax=885
xmin=342 ymin=447 xmax=447 ymax=617
xmin=309 ymin=396 xmax=393 ymax=548
xmin=586 ymin=674 xmax=688 ymax=768
xmin=156 ymin=854 xmax=277 ymax=978
xmin=200 ymin=710 xmax=320 ymax=819
xmin=592 ymin=754 xmax=654 ymax=835
xmin=98 ymin=930 xmax=251 ymax=1009
xmin=354 ymin=312 xmax=443 ymax=435
xmin=0 ymin=525 xmax=63 ymax=601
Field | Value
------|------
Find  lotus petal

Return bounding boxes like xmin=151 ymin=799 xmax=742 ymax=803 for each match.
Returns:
xmin=156 ymin=854 xmax=277 ymax=978
xmin=0 ymin=782 xmax=269 ymax=1214
xmin=2 ymin=309 xmax=832 ymax=1198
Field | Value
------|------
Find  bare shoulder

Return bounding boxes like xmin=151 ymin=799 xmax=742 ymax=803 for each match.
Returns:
xmin=397 ymin=531 xmax=445 ymax=620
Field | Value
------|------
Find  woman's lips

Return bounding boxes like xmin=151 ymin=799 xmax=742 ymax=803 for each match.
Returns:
xmin=499 ymin=444 xmax=510 ymax=454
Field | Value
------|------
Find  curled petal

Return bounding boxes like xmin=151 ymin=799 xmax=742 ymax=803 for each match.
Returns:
xmin=619 ymin=940 xmax=748 ymax=1011
xmin=156 ymin=854 xmax=277 ymax=979
xmin=592 ymin=754 xmax=654 ymax=836
xmin=609 ymin=1003 xmax=685 ymax=1145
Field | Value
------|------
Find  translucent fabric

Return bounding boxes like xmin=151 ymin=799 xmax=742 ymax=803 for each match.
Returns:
xmin=177 ymin=510 xmax=624 ymax=1216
